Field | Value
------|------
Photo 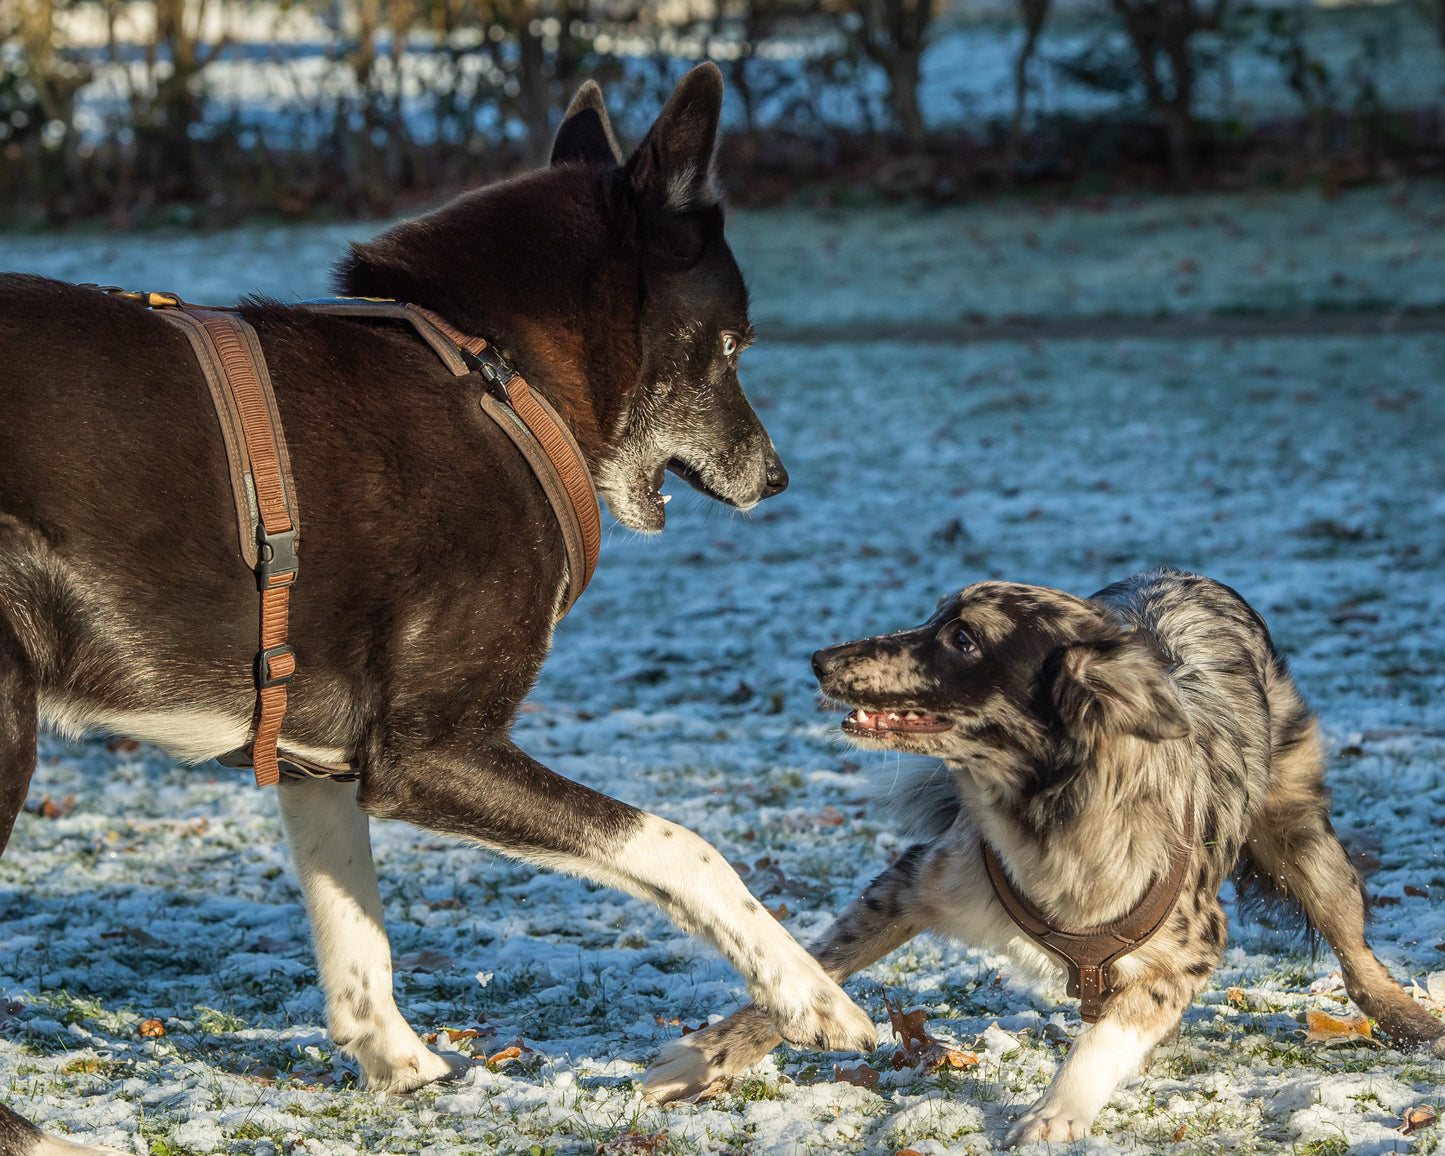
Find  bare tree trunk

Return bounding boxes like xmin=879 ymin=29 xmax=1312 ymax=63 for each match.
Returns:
xmin=1008 ymin=0 xmax=1050 ymax=169
xmin=857 ymin=0 xmax=933 ymax=153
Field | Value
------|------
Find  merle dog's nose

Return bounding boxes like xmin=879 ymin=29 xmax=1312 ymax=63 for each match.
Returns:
xmin=812 ymin=645 xmax=845 ymax=681
xmin=762 ymin=455 xmax=789 ymax=498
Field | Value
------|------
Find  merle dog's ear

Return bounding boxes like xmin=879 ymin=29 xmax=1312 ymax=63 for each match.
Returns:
xmin=551 ymin=81 xmax=623 ymax=168
xmin=1051 ymin=634 xmax=1190 ymax=744
xmin=625 ymin=62 xmax=724 ymax=211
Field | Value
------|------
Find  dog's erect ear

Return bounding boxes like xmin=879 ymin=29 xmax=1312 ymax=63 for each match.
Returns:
xmin=1051 ymin=634 xmax=1190 ymax=744
xmin=551 ymin=81 xmax=623 ymax=168
xmin=625 ymin=62 xmax=724 ymax=211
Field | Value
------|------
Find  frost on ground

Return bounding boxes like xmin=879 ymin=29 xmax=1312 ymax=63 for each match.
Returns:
xmin=2 ymin=207 xmax=1445 ymax=1155
xmin=7 ymin=182 xmax=1445 ymax=332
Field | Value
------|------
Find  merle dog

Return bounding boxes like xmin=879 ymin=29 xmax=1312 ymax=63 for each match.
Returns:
xmin=644 ymin=568 xmax=1443 ymax=1144
xmin=0 ymin=66 xmax=874 ymax=1155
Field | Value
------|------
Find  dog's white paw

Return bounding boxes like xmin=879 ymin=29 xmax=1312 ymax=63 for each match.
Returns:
xmin=754 ymin=963 xmax=876 ymax=1053
xmin=355 ymin=1038 xmax=468 ymax=1093
xmin=1006 ymin=1104 xmax=1092 ymax=1146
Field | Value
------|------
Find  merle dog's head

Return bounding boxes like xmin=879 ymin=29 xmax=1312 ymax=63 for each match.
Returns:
xmin=338 ymin=65 xmax=785 ymax=534
xmin=813 ymin=582 xmax=1190 ymax=768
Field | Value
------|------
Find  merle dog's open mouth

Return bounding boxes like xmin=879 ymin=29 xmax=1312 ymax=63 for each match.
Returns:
xmin=842 ymin=707 xmax=953 ymax=735
xmin=666 ymin=457 xmax=736 ymax=506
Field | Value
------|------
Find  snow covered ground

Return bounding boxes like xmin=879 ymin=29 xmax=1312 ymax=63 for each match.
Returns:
xmin=2 ymin=190 xmax=1444 ymax=1154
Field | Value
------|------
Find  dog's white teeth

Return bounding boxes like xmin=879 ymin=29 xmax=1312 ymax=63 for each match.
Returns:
xmin=903 ymin=711 xmax=919 ymax=720
xmin=854 ymin=709 xmax=871 ymax=725
xmin=886 ymin=712 xmax=900 ymax=721
xmin=661 ymin=493 xmax=672 ymax=504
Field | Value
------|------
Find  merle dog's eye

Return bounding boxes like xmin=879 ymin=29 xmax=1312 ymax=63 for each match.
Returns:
xmin=943 ymin=623 xmax=977 ymax=654
xmin=722 ymin=333 xmax=738 ymax=358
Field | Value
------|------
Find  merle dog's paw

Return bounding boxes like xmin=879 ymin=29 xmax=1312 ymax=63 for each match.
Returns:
xmin=643 ymin=1028 xmax=737 ymax=1103
xmin=1005 ymin=1105 xmax=1092 ymax=1146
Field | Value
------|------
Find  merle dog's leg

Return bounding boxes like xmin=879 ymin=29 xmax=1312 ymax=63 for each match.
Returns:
xmin=277 ymin=775 xmax=465 ymax=1091
xmin=0 ymin=624 xmax=124 ymax=1155
xmin=1243 ymin=729 xmax=1444 ymax=1048
xmin=644 ymin=841 xmax=945 ymax=1101
xmin=1005 ymin=894 xmax=1225 ymax=1146
xmin=360 ymin=742 xmax=877 ymax=1054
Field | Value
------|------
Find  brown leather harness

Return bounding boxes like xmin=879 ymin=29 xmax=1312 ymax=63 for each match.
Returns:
xmin=981 ymin=806 xmax=1195 ymax=1022
xmin=91 ymin=288 xmax=601 ymax=788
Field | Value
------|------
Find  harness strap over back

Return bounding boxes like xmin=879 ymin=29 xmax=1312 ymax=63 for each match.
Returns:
xmin=96 ymin=286 xmax=601 ymax=787
xmin=981 ymin=806 xmax=1195 ymax=1022
xmin=159 ymin=307 xmax=300 ymax=788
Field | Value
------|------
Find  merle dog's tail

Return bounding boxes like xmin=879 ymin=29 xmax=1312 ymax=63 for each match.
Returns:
xmin=870 ymin=758 xmax=960 ymax=841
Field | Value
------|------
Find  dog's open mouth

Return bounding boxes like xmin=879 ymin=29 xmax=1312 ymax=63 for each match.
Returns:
xmin=667 ymin=457 xmax=737 ymax=507
xmin=843 ymin=708 xmax=952 ymax=735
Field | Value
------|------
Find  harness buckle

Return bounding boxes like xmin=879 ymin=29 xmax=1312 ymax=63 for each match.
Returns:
xmin=256 ymin=527 xmax=299 ymax=590
xmin=257 ymin=644 xmax=296 ymax=689
xmin=467 ymin=345 xmax=519 ymax=399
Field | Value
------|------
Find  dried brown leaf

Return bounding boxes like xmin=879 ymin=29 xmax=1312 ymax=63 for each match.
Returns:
xmin=1303 ymin=1009 xmax=1372 ymax=1043
xmin=1402 ymin=1105 xmax=1437 ymax=1135
xmin=1172 ymin=1121 xmax=1187 ymax=1142
xmin=833 ymin=1062 xmax=880 ymax=1089
xmin=395 ymin=949 xmax=454 ymax=973
xmin=137 ymin=1018 xmax=166 ymax=1038
xmin=596 ymin=1129 xmax=668 ymax=1154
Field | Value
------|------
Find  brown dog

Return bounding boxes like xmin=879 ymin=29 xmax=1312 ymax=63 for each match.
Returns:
xmin=0 ymin=66 xmax=875 ymax=1155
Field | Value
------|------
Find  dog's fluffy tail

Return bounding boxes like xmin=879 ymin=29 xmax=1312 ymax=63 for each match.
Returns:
xmin=869 ymin=757 xmax=961 ymax=840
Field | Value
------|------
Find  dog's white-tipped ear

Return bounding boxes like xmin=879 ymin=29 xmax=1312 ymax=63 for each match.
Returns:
xmin=626 ymin=62 xmax=724 ymax=210
xmin=551 ymin=81 xmax=623 ymax=167
xmin=1052 ymin=635 xmax=1190 ymax=744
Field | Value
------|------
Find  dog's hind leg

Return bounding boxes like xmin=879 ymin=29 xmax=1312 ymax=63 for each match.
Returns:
xmin=644 ymin=841 xmax=941 ymax=1102
xmin=0 ymin=612 xmax=37 ymax=860
xmin=278 ymin=775 xmax=466 ymax=1092
xmin=1240 ymin=722 xmax=1444 ymax=1047
xmin=360 ymin=741 xmax=877 ymax=1056
xmin=0 ymin=630 xmax=123 ymax=1155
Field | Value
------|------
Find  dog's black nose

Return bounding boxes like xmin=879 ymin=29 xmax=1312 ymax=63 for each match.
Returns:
xmin=811 ymin=646 xmax=840 ymax=680
xmin=762 ymin=457 xmax=789 ymax=498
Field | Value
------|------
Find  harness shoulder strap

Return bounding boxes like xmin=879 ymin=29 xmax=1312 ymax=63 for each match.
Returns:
xmin=982 ymin=806 xmax=1195 ymax=1022
xmin=161 ymin=306 xmax=299 ymax=788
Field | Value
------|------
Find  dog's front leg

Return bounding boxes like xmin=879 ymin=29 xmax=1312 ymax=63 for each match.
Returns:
xmin=644 ymin=841 xmax=939 ymax=1102
xmin=278 ymin=776 xmax=465 ymax=1092
xmin=358 ymin=740 xmax=876 ymax=1054
xmin=1004 ymin=970 xmax=1199 ymax=1146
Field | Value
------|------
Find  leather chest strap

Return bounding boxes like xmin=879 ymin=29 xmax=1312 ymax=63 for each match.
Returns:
xmin=982 ymin=806 xmax=1195 ymax=1022
xmin=409 ymin=305 xmax=601 ymax=617
xmin=161 ymin=308 xmax=298 ymax=788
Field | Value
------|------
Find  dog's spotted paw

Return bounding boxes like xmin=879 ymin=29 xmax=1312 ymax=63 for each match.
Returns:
xmin=357 ymin=1041 xmax=469 ymax=1094
xmin=1005 ymin=1106 xmax=1092 ymax=1146
xmin=756 ymin=965 xmax=876 ymax=1053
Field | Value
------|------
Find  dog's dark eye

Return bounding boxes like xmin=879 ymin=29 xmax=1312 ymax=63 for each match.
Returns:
xmin=721 ymin=333 xmax=738 ymax=358
xmin=944 ymin=623 xmax=977 ymax=655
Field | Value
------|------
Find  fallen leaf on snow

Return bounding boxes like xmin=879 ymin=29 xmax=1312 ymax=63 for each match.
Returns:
xmin=1226 ymin=987 xmax=1249 ymax=1007
xmin=895 ymin=1149 xmax=926 ymax=1156
xmin=1402 ymin=1105 xmax=1436 ymax=1135
xmin=485 ymin=1039 xmax=534 ymax=1067
xmin=395 ymin=949 xmax=454 ymax=973
xmin=25 ymin=795 xmax=75 ymax=820
xmin=137 ymin=1019 xmax=166 ymax=1038
xmin=833 ymin=1062 xmax=880 ymax=1089
xmin=1172 ymin=1122 xmax=1188 ymax=1142
xmin=1303 ymin=1009 xmax=1372 ymax=1043
xmin=596 ymin=1129 xmax=668 ymax=1154
xmin=884 ymin=997 xmax=934 ymax=1051
xmin=766 ymin=902 xmax=789 ymax=921
xmin=1405 ymin=884 xmax=1429 ymax=898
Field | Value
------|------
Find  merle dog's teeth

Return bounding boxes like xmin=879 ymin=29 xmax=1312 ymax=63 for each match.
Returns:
xmin=661 ymin=493 xmax=672 ymax=504
xmin=904 ymin=711 xmax=919 ymax=720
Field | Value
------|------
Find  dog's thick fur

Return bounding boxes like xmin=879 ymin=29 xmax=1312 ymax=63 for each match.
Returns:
xmin=0 ymin=67 xmax=876 ymax=1155
xmin=643 ymin=567 xmax=1444 ymax=1144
